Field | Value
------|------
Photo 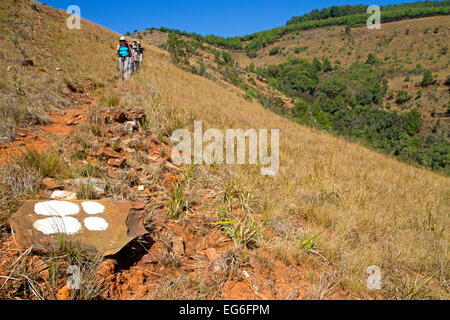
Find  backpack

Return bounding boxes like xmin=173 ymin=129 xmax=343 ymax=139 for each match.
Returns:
xmin=138 ymin=45 xmax=143 ymax=54
xmin=118 ymin=44 xmax=130 ymax=57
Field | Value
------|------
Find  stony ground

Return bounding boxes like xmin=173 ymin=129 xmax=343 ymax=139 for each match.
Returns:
xmin=0 ymin=85 xmax=350 ymax=300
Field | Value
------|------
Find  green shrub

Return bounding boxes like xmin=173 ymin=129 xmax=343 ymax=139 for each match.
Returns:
xmin=165 ymin=31 xmax=192 ymax=65
xmin=249 ymin=63 xmax=256 ymax=73
xmin=269 ymin=47 xmax=281 ymax=55
xmin=21 ymin=149 xmax=65 ymax=178
xmin=421 ymin=70 xmax=434 ymax=86
xmin=168 ymin=184 xmax=187 ymax=219
xmin=246 ymin=88 xmax=258 ymax=97
xmin=221 ymin=50 xmax=234 ymax=65
xmin=190 ymin=62 xmax=207 ymax=76
xmin=404 ymin=108 xmax=423 ymax=136
xmin=247 ymin=50 xmax=257 ymax=58
xmin=322 ymin=57 xmax=332 ymax=72
xmin=396 ymin=90 xmax=412 ymax=104
xmin=293 ymin=98 xmax=310 ymax=124
xmin=313 ymin=57 xmax=322 ymax=71
xmin=366 ymin=53 xmax=378 ymax=65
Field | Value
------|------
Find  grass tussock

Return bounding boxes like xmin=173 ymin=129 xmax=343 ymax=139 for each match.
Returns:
xmin=20 ymin=148 xmax=66 ymax=178
xmin=0 ymin=239 xmax=104 ymax=300
xmin=168 ymin=183 xmax=187 ymax=219
xmin=0 ymin=160 xmax=39 ymax=236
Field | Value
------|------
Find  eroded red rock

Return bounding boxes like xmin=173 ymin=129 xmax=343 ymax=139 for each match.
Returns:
xmin=97 ymin=259 xmax=116 ymax=278
xmin=42 ymin=178 xmax=59 ymax=190
xmin=107 ymin=158 xmax=126 ymax=167
xmin=56 ymin=285 xmax=71 ymax=300
xmin=205 ymin=248 xmax=218 ymax=261
xmin=102 ymin=148 xmax=122 ymax=159
xmin=172 ymin=236 xmax=185 ymax=256
xmin=140 ymin=252 xmax=158 ymax=264
xmin=113 ymin=110 xmax=127 ymax=123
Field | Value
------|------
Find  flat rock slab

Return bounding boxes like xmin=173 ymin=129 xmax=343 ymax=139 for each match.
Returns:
xmin=8 ymin=200 xmax=148 ymax=256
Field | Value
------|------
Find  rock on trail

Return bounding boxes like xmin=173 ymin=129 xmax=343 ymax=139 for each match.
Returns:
xmin=8 ymin=200 xmax=148 ymax=256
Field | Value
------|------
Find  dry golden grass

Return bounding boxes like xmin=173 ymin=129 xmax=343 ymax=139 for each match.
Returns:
xmin=0 ymin=0 xmax=119 ymax=142
xmin=142 ymin=16 xmax=449 ymax=142
xmin=0 ymin=0 xmax=448 ymax=300
xmin=131 ymin=43 xmax=449 ymax=299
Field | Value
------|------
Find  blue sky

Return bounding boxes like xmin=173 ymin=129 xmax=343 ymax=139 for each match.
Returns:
xmin=41 ymin=0 xmax=419 ymax=37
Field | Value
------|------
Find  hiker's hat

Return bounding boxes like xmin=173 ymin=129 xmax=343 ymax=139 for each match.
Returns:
xmin=120 ymin=36 xmax=126 ymax=41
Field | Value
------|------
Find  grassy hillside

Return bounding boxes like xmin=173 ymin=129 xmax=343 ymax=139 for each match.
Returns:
xmin=0 ymin=0 xmax=118 ymax=145
xmin=286 ymin=1 xmax=450 ymax=25
xmin=141 ymin=14 xmax=450 ymax=174
xmin=234 ymin=15 xmax=450 ymax=174
xmin=231 ymin=15 xmax=449 ymax=71
xmin=243 ymin=0 xmax=450 ymax=56
xmin=137 ymin=40 xmax=450 ymax=299
xmin=141 ymin=0 xmax=450 ymax=56
xmin=0 ymin=0 xmax=449 ymax=300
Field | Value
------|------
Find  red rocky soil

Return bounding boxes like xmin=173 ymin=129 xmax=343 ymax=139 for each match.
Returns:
xmin=0 ymin=96 xmax=94 ymax=164
xmin=0 ymin=91 xmax=352 ymax=300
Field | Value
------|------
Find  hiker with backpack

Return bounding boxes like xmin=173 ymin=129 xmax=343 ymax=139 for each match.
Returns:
xmin=131 ymin=40 xmax=139 ymax=72
xmin=138 ymin=41 xmax=144 ymax=64
xmin=117 ymin=36 xmax=132 ymax=80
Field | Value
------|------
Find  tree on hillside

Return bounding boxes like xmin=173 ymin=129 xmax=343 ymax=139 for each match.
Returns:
xmin=366 ymin=53 xmax=378 ymax=65
xmin=404 ymin=108 xmax=423 ymax=136
xmin=269 ymin=47 xmax=281 ymax=55
xmin=221 ymin=50 xmax=234 ymax=66
xmin=166 ymin=31 xmax=192 ymax=65
xmin=396 ymin=90 xmax=411 ymax=104
xmin=293 ymin=98 xmax=309 ymax=124
xmin=421 ymin=70 xmax=434 ymax=87
xmin=322 ymin=57 xmax=332 ymax=72
xmin=313 ymin=57 xmax=322 ymax=72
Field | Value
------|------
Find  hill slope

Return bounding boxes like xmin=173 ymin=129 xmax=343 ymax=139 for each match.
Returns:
xmin=0 ymin=0 xmax=118 ymax=145
xmin=0 ymin=0 xmax=449 ymax=300
xmin=141 ymin=33 xmax=450 ymax=299
xmin=141 ymin=13 xmax=450 ymax=174
xmin=234 ymin=15 xmax=450 ymax=173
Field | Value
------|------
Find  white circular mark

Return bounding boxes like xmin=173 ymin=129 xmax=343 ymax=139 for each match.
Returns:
xmin=84 ymin=217 xmax=109 ymax=231
xmin=81 ymin=202 xmax=105 ymax=215
xmin=35 ymin=201 xmax=80 ymax=217
xmin=33 ymin=217 xmax=82 ymax=235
